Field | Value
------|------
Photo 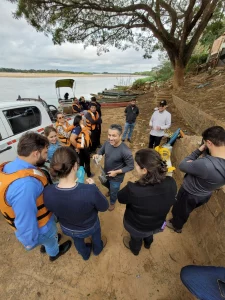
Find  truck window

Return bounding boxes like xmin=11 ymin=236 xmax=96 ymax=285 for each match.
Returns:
xmin=3 ymin=106 xmax=41 ymax=135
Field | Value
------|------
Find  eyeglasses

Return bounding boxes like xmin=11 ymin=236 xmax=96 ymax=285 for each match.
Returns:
xmin=58 ymin=116 xmax=65 ymax=119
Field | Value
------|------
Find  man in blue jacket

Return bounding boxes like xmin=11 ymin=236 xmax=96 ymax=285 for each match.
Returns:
xmin=0 ymin=132 xmax=71 ymax=261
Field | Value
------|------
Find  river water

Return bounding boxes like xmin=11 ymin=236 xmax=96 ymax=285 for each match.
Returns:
xmin=0 ymin=76 xmax=142 ymax=106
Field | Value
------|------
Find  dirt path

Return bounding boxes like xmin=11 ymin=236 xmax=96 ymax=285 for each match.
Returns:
xmin=0 ymin=94 xmax=204 ymax=300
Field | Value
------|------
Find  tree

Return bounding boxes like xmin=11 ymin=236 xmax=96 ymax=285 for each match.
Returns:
xmin=9 ymin=0 xmax=221 ymax=88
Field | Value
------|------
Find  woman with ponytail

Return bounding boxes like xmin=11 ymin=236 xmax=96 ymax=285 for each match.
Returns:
xmin=118 ymin=148 xmax=177 ymax=256
xmin=43 ymin=146 xmax=108 ymax=261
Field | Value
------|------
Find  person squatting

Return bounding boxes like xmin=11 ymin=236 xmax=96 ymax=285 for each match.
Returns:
xmin=0 ymin=108 xmax=225 ymax=299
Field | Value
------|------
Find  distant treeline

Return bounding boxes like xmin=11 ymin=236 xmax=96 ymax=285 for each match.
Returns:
xmin=0 ymin=68 xmax=92 ymax=74
xmin=0 ymin=68 xmax=135 ymax=75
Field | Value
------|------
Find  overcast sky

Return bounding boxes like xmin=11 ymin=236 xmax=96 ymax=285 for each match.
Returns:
xmin=0 ymin=1 xmax=160 ymax=73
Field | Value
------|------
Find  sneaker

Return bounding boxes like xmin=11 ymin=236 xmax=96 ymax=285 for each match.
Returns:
xmin=122 ymin=139 xmax=125 ymax=142
xmin=108 ymin=204 xmax=115 ymax=211
xmin=123 ymin=236 xmax=139 ymax=256
xmin=123 ymin=236 xmax=131 ymax=250
xmin=102 ymin=236 xmax=107 ymax=248
xmin=40 ymin=233 xmax=62 ymax=254
xmin=49 ymin=240 xmax=72 ymax=261
xmin=166 ymin=220 xmax=182 ymax=233
xmin=82 ymin=243 xmax=92 ymax=261
xmin=127 ymin=139 xmax=132 ymax=143
xmin=144 ymin=243 xmax=151 ymax=250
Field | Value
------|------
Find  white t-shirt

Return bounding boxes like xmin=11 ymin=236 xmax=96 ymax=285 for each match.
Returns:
xmin=149 ymin=110 xmax=171 ymax=137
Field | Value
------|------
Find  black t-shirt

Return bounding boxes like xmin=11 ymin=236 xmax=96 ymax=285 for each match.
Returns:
xmin=118 ymin=177 xmax=177 ymax=231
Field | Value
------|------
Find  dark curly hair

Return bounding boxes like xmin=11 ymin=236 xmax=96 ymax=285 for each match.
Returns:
xmin=135 ymin=149 xmax=167 ymax=185
xmin=50 ymin=146 xmax=78 ymax=178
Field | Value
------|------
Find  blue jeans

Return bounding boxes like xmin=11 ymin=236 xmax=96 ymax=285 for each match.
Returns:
xmin=61 ymin=218 xmax=103 ymax=260
xmin=103 ymin=180 xmax=122 ymax=205
xmin=37 ymin=221 xmax=59 ymax=257
xmin=122 ymin=122 xmax=135 ymax=140
xmin=181 ymin=265 xmax=225 ymax=300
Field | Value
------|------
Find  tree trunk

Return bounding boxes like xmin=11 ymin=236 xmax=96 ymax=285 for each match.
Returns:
xmin=173 ymin=59 xmax=185 ymax=89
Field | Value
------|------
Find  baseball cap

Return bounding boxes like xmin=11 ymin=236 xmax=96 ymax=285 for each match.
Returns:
xmin=159 ymin=100 xmax=167 ymax=107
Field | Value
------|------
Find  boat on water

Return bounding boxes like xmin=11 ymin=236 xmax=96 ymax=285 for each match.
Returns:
xmin=100 ymin=89 xmax=141 ymax=97
xmin=101 ymin=101 xmax=129 ymax=108
xmin=56 ymin=79 xmax=77 ymax=114
xmin=98 ymin=97 xmax=134 ymax=103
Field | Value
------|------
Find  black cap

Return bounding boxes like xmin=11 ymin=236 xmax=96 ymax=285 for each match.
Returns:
xmin=159 ymin=100 xmax=167 ymax=107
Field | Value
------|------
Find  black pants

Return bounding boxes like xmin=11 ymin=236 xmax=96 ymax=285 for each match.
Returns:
xmin=79 ymin=148 xmax=91 ymax=177
xmin=171 ymin=186 xmax=211 ymax=230
xmin=97 ymin=124 xmax=101 ymax=146
xmin=130 ymin=235 xmax=153 ymax=255
xmin=90 ymin=128 xmax=100 ymax=152
xmin=149 ymin=135 xmax=163 ymax=148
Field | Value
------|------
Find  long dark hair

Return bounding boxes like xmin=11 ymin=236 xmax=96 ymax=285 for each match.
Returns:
xmin=73 ymin=114 xmax=82 ymax=127
xmin=50 ymin=146 xmax=78 ymax=178
xmin=135 ymin=149 xmax=167 ymax=185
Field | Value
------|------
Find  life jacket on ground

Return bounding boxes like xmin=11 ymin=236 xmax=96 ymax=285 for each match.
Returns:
xmin=74 ymin=126 xmax=91 ymax=149
xmin=86 ymin=110 xmax=99 ymax=131
xmin=55 ymin=121 xmax=74 ymax=146
xmin=72 ymin=103 xmax=81 ymax=114
xmin=0 ymin=162 xmax=52 ymax=231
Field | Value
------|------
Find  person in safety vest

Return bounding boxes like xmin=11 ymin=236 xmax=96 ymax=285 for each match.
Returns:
xmin=72 ymin=98 xmax=82 ymax=114
xmin=89 ymin=97 xmax=102 ymax=148
xmin=55 ymin=112 xmax=74 ymax=146
xmin=86 ymin=103 xmax=102 ymax=153
xmin=0 ymin=132 xmax=72 ymax=261
xmin=70 ymin=115 xmax=94 ymax=178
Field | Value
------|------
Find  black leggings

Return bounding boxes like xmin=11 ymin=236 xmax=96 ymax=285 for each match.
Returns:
xmin=79 ymin=148 xmax=91 ymax=177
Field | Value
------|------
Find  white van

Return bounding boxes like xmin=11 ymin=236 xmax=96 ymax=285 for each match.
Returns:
xmin=0 ymin=100 xmax=73 ymax=164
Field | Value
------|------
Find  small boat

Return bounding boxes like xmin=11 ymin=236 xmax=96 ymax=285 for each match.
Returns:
xmin=100 ymin=90 xmax=140 ymax=97
xmin=56 ymin=79 xmax=76 ymax=113
xmin=98 ymin=97 xmax=134 ymax=103
xmin=101 ymin=102 xmax=129 ymax=108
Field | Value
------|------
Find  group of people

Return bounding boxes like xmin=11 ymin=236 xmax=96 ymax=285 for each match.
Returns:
xmin=0 ymin=97 xmax=225 ymax=299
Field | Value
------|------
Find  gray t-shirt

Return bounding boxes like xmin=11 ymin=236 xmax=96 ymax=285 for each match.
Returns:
xmin=98 ymin=141 xmax=134 ymax=182
xmin=179 ymin=149 xmax=225 ymax=196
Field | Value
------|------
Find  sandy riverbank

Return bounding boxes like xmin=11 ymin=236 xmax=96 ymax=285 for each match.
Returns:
xmin=0 ymin=73 xmax=139 ymax=78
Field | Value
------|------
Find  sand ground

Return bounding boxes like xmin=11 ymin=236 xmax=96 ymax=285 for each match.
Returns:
xmin=0 ymin=91 xmax=202 ymax=300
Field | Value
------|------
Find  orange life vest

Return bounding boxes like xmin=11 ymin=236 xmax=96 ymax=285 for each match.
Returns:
xmin=74 ymin=126 xmax=91 ymax=149
xmin=55 ymin=121 xmax=74 ymax=146
xmin=86 ymin=110 xmax=99 ymax=131
xmin=72 ymin=103 xmax=81 ymax=114
xmin=0 ymin=162 xmax=52 ymax=231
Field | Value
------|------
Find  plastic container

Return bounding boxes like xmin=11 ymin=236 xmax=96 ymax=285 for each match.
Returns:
xmin=76 ymin=166 xmax=85 ymax=183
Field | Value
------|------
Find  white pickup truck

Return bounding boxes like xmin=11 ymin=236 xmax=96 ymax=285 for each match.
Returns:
xmin=0 ymin=99 xmax=73 ymax=164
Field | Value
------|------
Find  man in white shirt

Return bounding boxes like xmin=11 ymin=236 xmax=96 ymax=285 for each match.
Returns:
xmin=149 ymin=100 xmax=171 ymax=148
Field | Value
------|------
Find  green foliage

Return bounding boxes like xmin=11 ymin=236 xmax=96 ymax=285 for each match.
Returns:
xmin=132 ymin=61 xmax=174 ymax=88
xmin=200 ymin=1 xmax=225 ymax=48
xmin=132 ymin=76 xmax=155 ymax=88
xmin=186 ymin=53 xmax=208 ymax=72
xmin=133 ymin=71 xmax=153 ymax=76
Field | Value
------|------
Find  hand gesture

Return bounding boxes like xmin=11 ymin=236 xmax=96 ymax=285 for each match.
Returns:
xmin=86 ymin=178 xmax=95 ymax=184
xmin=107 ymin=170 xmax=117 ymax=177
xmin=155 ymin=126 xmax=161 ymax=131
xmin=199 ymin=144 xmax=206 ymax=152
xmin=92 ymin=154 xmax=99 ymax=160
